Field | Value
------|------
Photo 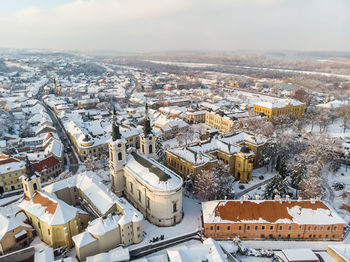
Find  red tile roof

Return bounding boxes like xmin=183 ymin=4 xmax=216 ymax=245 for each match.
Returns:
xmin=32 ymin=156 xmax=60 ymax=173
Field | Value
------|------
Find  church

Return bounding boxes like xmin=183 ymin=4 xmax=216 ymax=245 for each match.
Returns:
xmin=109 ymin=104 xmax=184 ymax=226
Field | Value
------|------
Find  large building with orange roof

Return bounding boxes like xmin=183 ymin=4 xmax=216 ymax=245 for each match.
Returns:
xmin=202 ymin=198 xmax=345 ymax=240
xmin=18 ymin=157 xmax=89 ymax=249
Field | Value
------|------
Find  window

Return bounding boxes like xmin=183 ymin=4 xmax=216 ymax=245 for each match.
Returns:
xmin=173 ymin=203 xmax=177 ymax=213
xmin=247 ymin=226 xmax=250 ymax=230
xmin=279 ymin=226 xmax=282 ymax=230
xmin=262 ymin=226 xmax=265 ymax=230
xmin=146 ymin=197 xmax=150 ymax=209
xmin=33 ymin=183 xmax=37 ymax=190
xmin=308 ymin=226 xmax=311 ymax=230
xmin=130 ymin=182 xmax=133 ymax=193
xmin=327 ymin=226 xmax=330 ymax=230
xmin=138 ymin=190 xmax=141 ymax=202
xmin=325 ymin=234 xmax=328 ymax=238
xmin=137 ymin=226 xmax=140 ymax=231
xmin=288 ymin=226 xmax=292 ymax=230
xmin=334 ymin=226 xmax=337 ymax=230
xmin=210 ymin=226 xmax=214 ymax=230
xmin=149 ymin=145 xmax=153 ymax=154
xmin=227 ymin=226 xmax=231 ymax=230
xmin=270 ymin=226 xmax=274 ymax=230
xmin=118 ymin=152 xmax=122 ymax=161
xmin=314 ymin=226 xmax=317 ymax=230
xmin=320 ymin=226 xmax=323 ymax=230
xmin=238 ymin=226 xmax=242 ymax=230
xmin=255 ymin=226 xmax=258 ymax=230
xmin=48 ymin=229 xmax=50 ymax=235
xmin=216 ymin=226 xmax=220 ymax=230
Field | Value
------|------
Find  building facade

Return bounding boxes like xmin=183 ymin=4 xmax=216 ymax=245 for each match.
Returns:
xmin=109 ymin=107 xmax=184 ymax=227
xmin=18 ymin=160 xmax=90 ymax=250
xmin=205 ymin=111 xmax=234 ymax=133
xmin=202 ymin=199 xmax=345 ymax=240
xmin=166 ymin=132 xmax=266 ymax=183
xmin=253 ymin=99 xmax=306 ymax=119
xmin=0 ymin=155 xmax=26 ymax=192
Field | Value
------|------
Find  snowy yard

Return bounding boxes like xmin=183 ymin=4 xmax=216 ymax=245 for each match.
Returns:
xmin=0 ymin=195 xmax=22 ymax=206
xmin=233 ymin=167 xmax=276 ymax=198
xmin=305 ymin=118 xmax=349 ymax=139
xmin=130 ymin=195 xmax=202 ymax=249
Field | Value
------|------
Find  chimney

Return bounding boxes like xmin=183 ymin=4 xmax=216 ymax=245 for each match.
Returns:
xmin=298 ymin=196 xmax=302 ymax=200
xmin=274 ymin=195 xmax=280 ymax=201
xmin=255 ymin=195 xmax=259 ymax=200
xmin=243 ymin=195 xmax=248 ymax=201
xmin=286 ymin=195 xmax=291 ymax=204
xmin=240 ymin=198 xmax=243 ymax=204
xmin=311 ymin=198 xmax=315 ymax=204
xmin=316 ymin=196 xmax=321 ymax=201
xmin=224 ymin=196 xmax=227 ymax=200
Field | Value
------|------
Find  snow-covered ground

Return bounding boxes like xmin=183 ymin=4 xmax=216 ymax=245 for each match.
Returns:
xmin=130 ymin=195 xmax=202 ymax=250
xmin=0 ymin=195 xmax=22 ymax=206
xmin=305 ymin=118 xmax=349 ymax=139
xmin=234 ymin=167 xmax=276 ymax=198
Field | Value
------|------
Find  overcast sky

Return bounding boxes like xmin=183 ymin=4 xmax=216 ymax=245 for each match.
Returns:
xmin=0 ymin=0 xmax=349 ymax=52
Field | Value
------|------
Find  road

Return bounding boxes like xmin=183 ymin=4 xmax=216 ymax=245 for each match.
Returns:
xmin=40 ymin=102 xmax=81 ymax=174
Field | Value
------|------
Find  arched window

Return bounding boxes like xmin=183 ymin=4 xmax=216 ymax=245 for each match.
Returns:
xmin=118 ymin=152 xmax=122 ymax=161
xmin=142 ymin=145 xmax=144 ymax=153
xmin=33 ymin=183 xmax=37 ymax=191
xmin=149 ymin=145 xmax=153 ymax=154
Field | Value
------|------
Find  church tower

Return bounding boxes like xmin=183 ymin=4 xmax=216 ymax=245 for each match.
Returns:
xmin=22 ymin=156 xmax=41 ymax=199
xmin=139 ymin=103 xmax=156 ymax=158
xmin=109 ymin=121 xmax=126 ymax=197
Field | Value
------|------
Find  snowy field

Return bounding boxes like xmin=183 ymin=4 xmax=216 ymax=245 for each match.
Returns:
xmin=305 ymin=118 xmax=349 ymax=139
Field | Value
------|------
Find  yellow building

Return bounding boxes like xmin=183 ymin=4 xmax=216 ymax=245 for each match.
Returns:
xmin=18 ymin=160 xmax=89 ymax=250
xmin=185 ymin=109 xmax=206 ymax=124
xmin=205 ymin=111 xmax=234 ymax=133
xmin=253 ymin=99 xmax=306 ymax=119
xmin=0 ymin=155 xmax=26 ymax=192
xmin=166 ymin=132 xmax=266 ymax=183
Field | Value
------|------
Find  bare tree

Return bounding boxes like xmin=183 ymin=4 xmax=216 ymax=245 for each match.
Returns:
xmin=337 ymin=105 xmax=350 ymax=133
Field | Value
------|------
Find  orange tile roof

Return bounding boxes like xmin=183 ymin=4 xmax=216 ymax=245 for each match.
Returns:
xmin=215 ymin=201 xmax=330 ymax=223
xmin=31 ymin=192 xmax=58 ymax=215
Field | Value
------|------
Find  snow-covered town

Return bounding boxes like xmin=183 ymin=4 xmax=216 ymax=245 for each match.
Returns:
xmin=0 ymin=1 xmax=350 ymax=262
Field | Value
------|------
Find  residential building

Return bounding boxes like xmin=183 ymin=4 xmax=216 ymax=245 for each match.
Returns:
xmin=0 ymin=155 xmax=26 ymax=192
xmin=32 ymin=156 xmax=63 ymax=181
xmin=205 ymin=111 xmax=234 ymax=133
xmin=185 ymin=109 xmax=206 ymax=124
xmin=0 ymin=213 xmax=34 ymax=255
xmin=202 ymin=198 xmax=345 ymax=240
xmin=253 ymin=99 xmax=306 ymax=119
xmin=166 ymin=132 xmax=266 ymax=183
xmin=18 ymin=160 xmax=90 ymax=250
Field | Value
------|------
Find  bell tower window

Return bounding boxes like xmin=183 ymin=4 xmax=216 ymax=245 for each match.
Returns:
xmin=118 ymin=152 xmax=122 ymax=161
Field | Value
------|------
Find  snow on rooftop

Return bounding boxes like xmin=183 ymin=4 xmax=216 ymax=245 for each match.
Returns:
xmin=86 ymin=246 xmax=129 ymax=262
xmin=124 ymin=152 xmax=182 ymax=191
xmin=202 ymin=200 xmax=346 ymax=225
xmin=18 ymin=191 xmax=78 ymax=226
xmin=72 ymin=231 xmax=97 ymax=248
xmin=0 ymin=213 xmax=31 ymax=240
xmin=282 ymin=249 xmax=318 ymax=261
xmin=328 ymin=244 xmax=350 ymax=261
xmin=44 ymin=172 xmax=116 ymax=215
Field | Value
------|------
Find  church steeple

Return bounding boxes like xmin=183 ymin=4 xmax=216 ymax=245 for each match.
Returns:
xmin=25 ymin=156 xmax=36 ymax=179
xmin=143 ymin=103 xmax=152 ymax=137
xmin=112 ymin=121 xmax=122 ymax=141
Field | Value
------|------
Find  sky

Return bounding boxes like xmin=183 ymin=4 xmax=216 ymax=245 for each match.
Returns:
xmin=0 ymin=0 xmax=349 ymax=52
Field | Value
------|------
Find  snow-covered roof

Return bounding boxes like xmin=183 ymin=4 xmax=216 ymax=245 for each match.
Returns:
xmin=254 ymin=98 xmax=304 ymax=109
xmin=0 ymin=157 xmax=25 ymax=174
xmin=18 ymin=191 xmax=81 ymax=226
xmin=124 ymin=151 xmax=183 ymax=191
xmin=282 ymin=249 xmax=318 ymax=262
xmin=72 ymin=231 xmax=97 ymax=248
xmin=202 ymin=200 xmax=346 ymax=225
xmin=167 ymin=238 xmax=228 ymax=262
xmin=0 ymin=213 xmax=32 ymax=240
xmin=86 ymin=246 xmax=129 ymax=262
xmin=44 ymin=172 xmax=116 ymax=215
xmin=328 ymin=245 xmax=350 ymax=261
